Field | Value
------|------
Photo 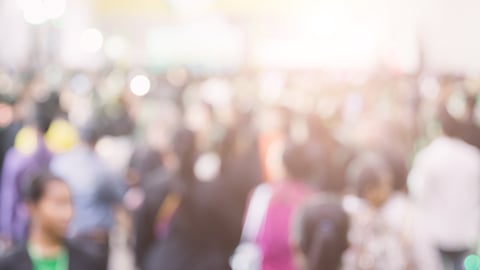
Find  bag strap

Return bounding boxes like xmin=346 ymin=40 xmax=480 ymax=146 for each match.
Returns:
xmin=241 ymin=183 xmax=273 ymax=242
xmin=154 ymin=192 xmax=182 ymax=238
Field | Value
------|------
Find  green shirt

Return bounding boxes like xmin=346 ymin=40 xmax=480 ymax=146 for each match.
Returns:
xmin=28 ymin=246 xmax=69 ymax=270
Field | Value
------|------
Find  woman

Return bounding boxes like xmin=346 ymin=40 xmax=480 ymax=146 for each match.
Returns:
xmin=292 ymin=196 xmax=349 ymax=270
xmin=140 ymin=127 xmax=242 ymax=270
xmin=0 ymin=171 xmax=101 ymax=270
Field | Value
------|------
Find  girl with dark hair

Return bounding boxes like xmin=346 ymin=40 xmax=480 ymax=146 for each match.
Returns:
xmin=292 ymin=196 xmax=349 ymax=270
xmin=343 ymin=153 xmax=411 ymax=270
xmin=133 ymin=128 xmax=196 ymax=269
xmin=138 ymin=127 xmax=242 ymax=270
xmin=0 ymin=171 xmax=100 ymax=270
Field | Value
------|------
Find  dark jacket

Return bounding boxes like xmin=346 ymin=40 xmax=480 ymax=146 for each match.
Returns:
xmin=0 ymin=241 xmax=102 ymax=270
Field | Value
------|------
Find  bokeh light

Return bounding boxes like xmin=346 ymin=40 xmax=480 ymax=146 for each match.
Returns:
xmin=19 ymin=0 xmax=65 ymax=24
xmin=22 ymin=4 xmax=47 ymax=24
xmin=80 ymin=28 xmax=104 ymax=53
xmin=464 ymin=255 xmax=480 ymax=270
xmin=129 ymin=75 xmax=151 ymax=97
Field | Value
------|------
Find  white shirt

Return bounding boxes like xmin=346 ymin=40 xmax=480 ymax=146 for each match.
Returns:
xmin=409 ymin=136 xmax=480 ymax=249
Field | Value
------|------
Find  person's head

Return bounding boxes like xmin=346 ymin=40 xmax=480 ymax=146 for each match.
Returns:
xmin=438 ymin=107 xmax=457 ymax=138
xmin=127 ymin=146 xmax=164 ymax=186
xmin=25 ymin=171 xmax=72 ymax=242
xmin=78 ymin=118 xmax=103 ymax=147
xmin=166 ymin=127 xmax=197 ymax=181
xmin=294 ymin=196 xmax=349 ymax=270
xmin=347 ymin=152 xmax=393 ymax=208
xmin=283 ymin=141 xmax=313 ymax=181
xmin=24 ymin=101 xmax=55 ymax=134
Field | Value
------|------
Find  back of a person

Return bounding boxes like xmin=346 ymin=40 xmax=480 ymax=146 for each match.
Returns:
xmin=292 ymin=195 xmax=349 ymax=270
xmin=0 ymin=133 xmax=51 ymax=243
xmin=257 ymin=181 xmax=311 ymax=270
xmin=50 ymin=146 xmax=116 ymax=236
xmin=412 ymin=136 xmax=480 ymax=248
xmin=345 ymin=202 xmax=409 ymax=270
xmin=144 ymin=180 xmax=240 ymax=270
xmin=343 ymin=152 xmax=410 ymax=270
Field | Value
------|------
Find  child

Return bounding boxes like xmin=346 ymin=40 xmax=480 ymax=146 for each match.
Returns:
xmin=343 ymin=152 xmax=411 ymax=270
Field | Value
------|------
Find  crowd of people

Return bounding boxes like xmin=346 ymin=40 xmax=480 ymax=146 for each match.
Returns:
xmin=0 ymin=68 xmax=479 ymax=270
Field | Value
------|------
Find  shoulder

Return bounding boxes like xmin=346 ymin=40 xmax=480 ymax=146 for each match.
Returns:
xmin=0 ymin=246 xmax=30 ymax=270
xmin=65 ymin=241 xmax=102 ymax=270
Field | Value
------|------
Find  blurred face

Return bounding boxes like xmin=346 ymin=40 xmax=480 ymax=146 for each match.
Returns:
xmin=29 ymin=181 xmax=73 ymax=240
xmin=0 ymin=103 xmax=13 ymax=128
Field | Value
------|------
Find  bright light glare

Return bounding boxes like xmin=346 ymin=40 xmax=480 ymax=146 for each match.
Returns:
xmin=19 ymin=0 xmax=65 ymax=24
xmin=130 ymin=75 xmax=151 ymax=96
xmin=22 ymin=1 xmax=47 ymax=24
xmin=44 ymin=0 xmax=66 ymax=19
xmin=81 ymin=28 xmax=104 ymax=53
xmin=254 ymin=13 xmax=382 ymax=69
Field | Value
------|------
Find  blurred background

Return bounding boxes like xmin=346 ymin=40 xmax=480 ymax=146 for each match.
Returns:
xmin=1 ymin=0 xmax=480 ymax=270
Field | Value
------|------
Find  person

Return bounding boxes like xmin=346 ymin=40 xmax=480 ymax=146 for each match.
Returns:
xmin=437 ymin=83 xmax=480 ymax=150
xmin=343 ymin=152 xmax=410 ymax=270
xmin=254 ymin=141 xmax=313 ymax=270
xmin=141 ymin=127 xmax=243 ymax=270
xmin=408 ymin=109 xmax=480 ymax=270
xmin=50 ymin=120 xmax=124 ymax=270
xmin=306 ymin=114 xmax=353 ymax=193
xmin=0 ymin=171 xmax=101 ymax=270
xmin=128 ymin=146 xmax=166 ymax=268
xmin=292 ymin=195 xmax=349 ymax=270
xmin=0 ymin=94 xmax=21 ymax=182
xmin=0 ymin=101 xmax=54 ymax=245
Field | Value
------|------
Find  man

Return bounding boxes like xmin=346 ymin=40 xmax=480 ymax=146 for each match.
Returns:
xmin=50 ymin=120 xmax=124 ymax=270
xmin=409 ymin=109 xmax=480 ymax=270
xmin=0 ymin=171 xmax=101 ymax=270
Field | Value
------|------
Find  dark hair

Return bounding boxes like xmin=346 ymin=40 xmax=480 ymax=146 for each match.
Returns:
xmin=297 ymin=197 xmax=349 ymax=270
xmin=283 ymin=141 xmax=312 ymax=180
xmin=129 ymin=146 xmax=164 ymax=179
xmin=24 ymin=101 xmax=54 ymax=134
xmin=381 ymin=150 xmax=407 ymax=191
xmin=25 ymin=171 xmax=64 ymax=204
xmin=438 ymin=106 xmax=457 ymax=138
xmin=346 ymin=152 xmax=390 ymax=198
xmin=78 ymin=117 xmax=104 ymax=145
xmin=172 ymin=127 xmax=197 ymax=182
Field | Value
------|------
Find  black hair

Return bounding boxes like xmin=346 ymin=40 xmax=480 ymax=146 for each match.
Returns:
xmin=24 ymin=102 xmax=53 ymax=134
xmin=296 ymin=197 xmax=349 ymax=270
xmin=172 ymin=127 xmax=197 ymax=182
xmin=78 ymin=117 xmax=104 ymax=145
xmin=129 ymin=146 xmax=164 ymax=180
xmin=283 ymin=141 xmax=313 ymax=180
xmin=25 ymin=171 xmax=64 ymax=204
xmin=346 ymin=152 xmax=391 ymax=198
